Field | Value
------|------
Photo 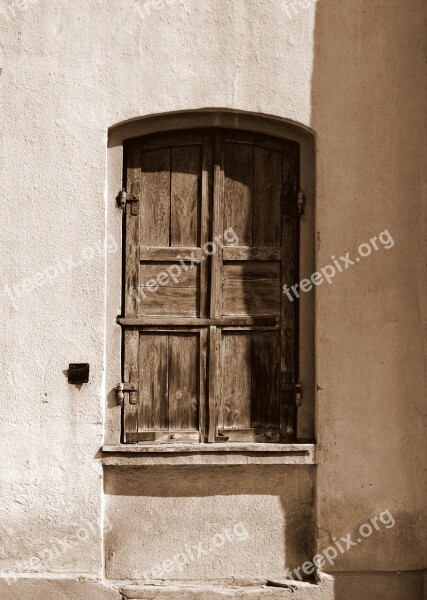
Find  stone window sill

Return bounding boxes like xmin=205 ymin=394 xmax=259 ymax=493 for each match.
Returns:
xmin=101 ymin=443 xmax=316 ymax=466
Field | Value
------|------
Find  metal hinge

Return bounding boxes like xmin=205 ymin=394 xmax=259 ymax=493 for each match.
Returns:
xmin=116 ymin=188 xmax=139 ymax=216
xmin=116 ymin=382 xmax=138 ymax=405
xmin=281 ymin=377 xmax=302 ymax=407
xmin=297 ymin=191 xmax=306 ymax=216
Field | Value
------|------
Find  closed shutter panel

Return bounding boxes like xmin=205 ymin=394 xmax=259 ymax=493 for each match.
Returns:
xmin=122 ymin=133 xmax=211 ymax=443
xmin=121 ymin=130 xmax=299 ymax=444
xmin=215 ymin=133 xmax=299 ymax=443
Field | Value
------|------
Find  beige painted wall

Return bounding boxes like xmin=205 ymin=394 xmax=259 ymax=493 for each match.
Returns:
xmin=0 ymin=0 xmax=425 ymax=595
xmin=313 ymin=0 xmax=427 ymax=572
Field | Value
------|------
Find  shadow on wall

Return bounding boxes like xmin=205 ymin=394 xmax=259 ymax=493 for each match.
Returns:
xmin=311 ymin=0 xmax=427 ymax=597
xmin=103 ymin=465 xmax=314 ymax=581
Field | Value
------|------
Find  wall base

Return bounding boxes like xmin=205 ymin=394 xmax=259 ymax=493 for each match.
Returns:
xmin=0 ymin=572 xmax=425 ymax=599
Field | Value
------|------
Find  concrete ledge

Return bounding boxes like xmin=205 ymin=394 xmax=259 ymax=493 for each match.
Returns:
xmin=102 ymin=443 xmax=315 ymax=453
xmin=1 ymin=571 xmax=424 ymax=599
xmin=0 ymin=577 xmax=121 ymax=600
xmin=118 ymin=579 xmax=329 ymax=600
xmin=101 ymin=444 xmax=316 ymax=466
xmin=0 ymin=576 xmax=331 ymax=600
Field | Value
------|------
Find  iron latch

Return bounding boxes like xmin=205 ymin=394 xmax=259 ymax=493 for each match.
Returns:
xmin=295 ymin=383 xmax=302 ymax=406
xmin=281 ymin=377 xmax=302 ymax=407
xmin=117 ymin=188 xmax=139 ymax=216
xmin=297 ymin=191 xmax=306 ymax=216
xmin=116 ymin=382 xmax=138 ymax=405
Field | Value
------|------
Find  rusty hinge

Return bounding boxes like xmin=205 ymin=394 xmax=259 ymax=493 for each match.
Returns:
xmin=297 ymin=191 xmax=305 ymax=216
xmin=281 ymin=376 xmax=302 ymax=407
xmin=116 ymin=382 xmax=138 ymax=405
xmin=116 ymin=188 xmax=139 ymax=216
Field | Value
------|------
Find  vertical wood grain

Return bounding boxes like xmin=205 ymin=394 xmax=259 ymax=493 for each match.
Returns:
xmin=122 ymin=131 xmax=299 ymax=444
xmin=210 ymin=135 xmax=223 ymax=320
xmin=171 ymin=145 xmax=201 ymax=247
xmin=281 ymin=141 xmax=299 ymax=442
xmin=168 ymin=334 xmax=199 ymax=430
xmin=208 ymin=325 xmax=217 ymax=442
xmin=138 ymin=333 xmax=169 ymax=431
xmin=199 ymin=328 xmax=208 ymax=442
xmin=224 ymin=142 xmax=253 ymax=245
xmin=221 ymin=332 xmax=252 ymax=429
xmin=200 ymin=136 xmax=212 ymax=319
xmin=123 ymin=329 xmax=139 ymax=442
xmin=254 ymin=147 xmax=282 ymax=246
xmin=125 ymin=144 xmax=141 ymax=317
xmin=140 ymin=148 xmax=171 ymax=247
xmin=252 ymin=331 xmax=280 ymax=428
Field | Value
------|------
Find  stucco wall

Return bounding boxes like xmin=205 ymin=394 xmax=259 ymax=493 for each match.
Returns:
xmin=0 ymin=0 xmax=425 ymax=597
xmin=313 ymin=0 xmax=427 ymax=573
xmin=104 ymin=465 xmax=314 ymax=581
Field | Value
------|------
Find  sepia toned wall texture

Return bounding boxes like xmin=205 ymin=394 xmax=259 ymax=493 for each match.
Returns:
xmin=0 ymin=0 xmax=425 ymax=598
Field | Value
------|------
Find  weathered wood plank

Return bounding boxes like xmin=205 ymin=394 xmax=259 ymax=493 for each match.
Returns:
xmin=281 ymin=141 xmax=299 ymax=442
xmin=254 ymin=147 xmax=282 ymax=246
xmin=123 ymin=329 xmax=139 ymax=443
xmin=171 ymin=145 xmax=201 ymax=247
xmin=199 ymin=328 xmax=208 ymax=442
xmin=138 ymin=263 xmax=199 ymax=317
xmin=137 ymin=286 xmax=199 ymax=318
xmin=140 ymin=148 xmax=171 ymax=247
xmin=140 ymin=263 xmax=198 ymax=286
xmin=118 ymin=317 xmax=279 ymax=327
xmin=138 ymin=333 xmax=168 ymax=430
xmin=168 ymin=334 xmax=199 ymax=430
xmin=210 ymin=135 xmax=223 ymax=319
xmin=140 ymin=247 xmax=204 ymax=261
xmin=221 ymin=332 xmax=252 ymax=429
xmin=208 ymin=326 xmax=217 ymax=442
xmin=251 ymin=331 xmax=281 ymax=428
xmin=124 ymin=145 xmax=141 ymax=317
xmin=200 ymin=136 xmax=212 ymax=319
xmin=224 ymin=142 xmax=253 ymax=245
xmin=127 ymin=431 xmax=200 ymax=444
xmin=222 ymin=262 xmax=281 ymax=316
xmin=223 ymin=246 xmax=281 ymax=261
xmin=218 ymin=428 xmax=280 ymax=443
xmin=223 ymin=262 xmax=280 ymax=280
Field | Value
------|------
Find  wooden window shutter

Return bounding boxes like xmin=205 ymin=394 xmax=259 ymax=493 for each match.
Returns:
xmin=120 ymin=130 xmax=299 ymax=444
xmin=214 ymin=134 xmax=299 ymax=443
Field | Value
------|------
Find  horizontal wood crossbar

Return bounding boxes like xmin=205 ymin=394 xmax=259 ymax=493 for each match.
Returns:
xmin=140 ymin=247 xmax=204 ymax=261
xmin=218 ymin=428 xmax=281 ymax=443
xmin=117 ymin=317 xmax=280 ymax=327
xmin=126 ymin=431 xmax=200 ymax=444
xmin=222 ymin=246 xmax=281 ymax=261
